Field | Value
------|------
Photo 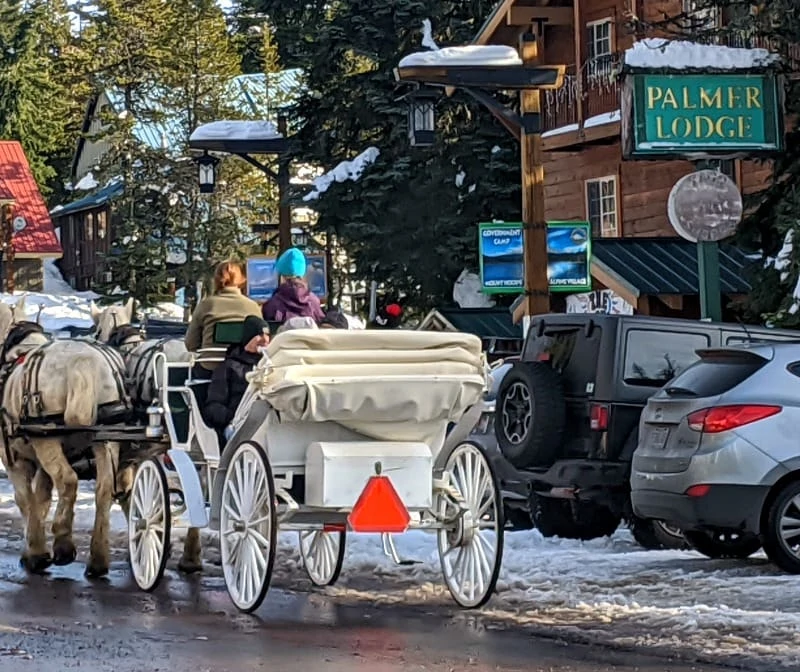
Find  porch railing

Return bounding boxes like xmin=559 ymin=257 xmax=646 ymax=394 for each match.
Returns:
xmin=541 ymin=36 xmax=798 ymax=135
xmin=542 ymin=56 xmax=621 ymax=133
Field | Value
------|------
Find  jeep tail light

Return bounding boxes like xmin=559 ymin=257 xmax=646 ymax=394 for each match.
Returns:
xmin=590 ymin=403 xmax=609 ymax=431
xmin=686 ymin=405 xmax=782 ymax=434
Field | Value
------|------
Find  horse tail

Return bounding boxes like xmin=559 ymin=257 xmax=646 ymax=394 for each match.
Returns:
xmin=64 ymin=355 xmax=98 ymax=426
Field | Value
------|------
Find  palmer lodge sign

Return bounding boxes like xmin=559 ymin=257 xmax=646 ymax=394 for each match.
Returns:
xmin=623 ymin=73 xmax=783 ymax=158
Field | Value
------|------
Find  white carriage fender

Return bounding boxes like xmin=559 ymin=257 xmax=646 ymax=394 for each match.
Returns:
xmin=167 ymin=449 xmax=209 ymax=528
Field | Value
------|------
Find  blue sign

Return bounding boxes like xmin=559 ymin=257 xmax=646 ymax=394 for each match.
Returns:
xmin=246 ymin=254 xmax=328 ymax=302
xmin=478 ymin=222 xmax=592 ymax=294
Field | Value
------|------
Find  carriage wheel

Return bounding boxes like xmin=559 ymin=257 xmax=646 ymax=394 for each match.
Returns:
xmin=436 ymin=441 xmax=504 ymax=609
xmin=128 ymin=458 xmax=171 ymax=592
xmin=219 ymin=441 xmax=277 ymax=613
xmin=299 ymin=530 xmax=346 ymax=587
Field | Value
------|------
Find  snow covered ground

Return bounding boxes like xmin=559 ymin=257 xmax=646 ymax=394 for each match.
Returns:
xmin=0 ymin=259 xmax=185 ymax=332
xmin=0 ymin=475 xmax=797 ymax=669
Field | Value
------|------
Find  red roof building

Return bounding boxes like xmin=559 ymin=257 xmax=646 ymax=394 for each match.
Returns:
xmin=0 ymin=141 xmax=61 ymax=258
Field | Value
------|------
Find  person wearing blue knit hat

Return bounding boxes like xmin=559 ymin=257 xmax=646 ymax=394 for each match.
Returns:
xmin=262 ymin=247 xmax=325 ymax=323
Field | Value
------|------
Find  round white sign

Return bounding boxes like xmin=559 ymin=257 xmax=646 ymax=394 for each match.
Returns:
xmin=667 ymin=169 xmax=743 ymax=243
xmin=12 ymin=216 xmax=26 ymax=233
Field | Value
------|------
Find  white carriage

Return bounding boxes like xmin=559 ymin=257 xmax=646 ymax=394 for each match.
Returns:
xmin=127 ymin=327 xmax=506 ymax=612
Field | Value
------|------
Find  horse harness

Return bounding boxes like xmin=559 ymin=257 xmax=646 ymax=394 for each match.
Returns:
xmin=0 ymin=322 xmax=132 ymax=426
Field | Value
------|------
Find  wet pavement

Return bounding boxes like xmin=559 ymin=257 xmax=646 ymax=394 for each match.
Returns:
xmin=0 ymin=553 xmax=742 ymax=672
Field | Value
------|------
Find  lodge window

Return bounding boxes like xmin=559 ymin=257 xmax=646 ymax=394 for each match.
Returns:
xmin=586 ymin=176 xmax=619 ymax=238
xmin=586 ymin=20 xmax=614 ymax=77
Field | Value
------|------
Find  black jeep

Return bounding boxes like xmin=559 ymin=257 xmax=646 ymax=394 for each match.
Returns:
xmin=494 ymin=312 xmax=800 ymax=549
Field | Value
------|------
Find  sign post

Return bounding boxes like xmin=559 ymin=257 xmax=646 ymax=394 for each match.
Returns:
xmin=666 ymin=169 xmax=743 ymax=321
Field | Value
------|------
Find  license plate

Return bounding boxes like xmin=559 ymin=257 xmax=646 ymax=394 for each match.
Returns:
xmin=648 ymin=426 xmax=670 ymax=450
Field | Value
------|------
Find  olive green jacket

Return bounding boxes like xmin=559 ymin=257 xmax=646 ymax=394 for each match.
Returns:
xmin=185 ymin=287 xmax=262 ymax=370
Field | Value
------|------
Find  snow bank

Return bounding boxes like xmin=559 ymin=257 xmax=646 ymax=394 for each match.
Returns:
xmin=624 ymin=38 xmax=780 ymax=70
xmin=399 ymin=45 xmax=522 ymax=68
xmin=189 ymin=120 xmax=282 ymax=143
xmin=303 ymin=147 xmax=380 ymax=202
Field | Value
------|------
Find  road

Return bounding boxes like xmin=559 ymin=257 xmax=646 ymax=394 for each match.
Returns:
xmin=0 ymin=552 xmax=741 ymax=672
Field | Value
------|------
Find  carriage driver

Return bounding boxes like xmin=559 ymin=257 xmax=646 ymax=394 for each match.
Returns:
xmin=185 ymin=260 xmax=263 ymax=380
xmin=203 ymin=315 xmax=271 ymax=445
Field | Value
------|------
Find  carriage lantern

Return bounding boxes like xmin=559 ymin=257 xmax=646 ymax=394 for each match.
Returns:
xmin=196 ymin=151 xmax=220 ymax=194
xmin=145 ymin=403 xmax=165 ymax=439
xmin=406 ymin=87 xmax=438 ymax=147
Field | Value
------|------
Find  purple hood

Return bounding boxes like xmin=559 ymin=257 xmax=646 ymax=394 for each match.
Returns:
xmin=262 ymin=280 xmax=325 ymax=323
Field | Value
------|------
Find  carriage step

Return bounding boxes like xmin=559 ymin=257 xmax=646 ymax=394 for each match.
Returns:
xmin=381 ymin=532 xmax=421 ymax=566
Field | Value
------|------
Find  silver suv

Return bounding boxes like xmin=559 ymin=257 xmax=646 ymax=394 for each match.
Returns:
xmin=631 ymin=342 xmax=800 ymax=571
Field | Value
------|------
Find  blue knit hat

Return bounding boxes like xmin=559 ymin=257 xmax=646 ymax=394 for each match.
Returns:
xmin=275 ymin=247 xmax=307 ymax=278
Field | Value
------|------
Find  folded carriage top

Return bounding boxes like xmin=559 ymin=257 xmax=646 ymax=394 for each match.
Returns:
xmin=250 ymin=329 xmax=487 ymax=434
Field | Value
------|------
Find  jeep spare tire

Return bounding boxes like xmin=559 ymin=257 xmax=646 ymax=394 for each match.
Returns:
xmin=495 ymin=361 xmax=566 ymax=468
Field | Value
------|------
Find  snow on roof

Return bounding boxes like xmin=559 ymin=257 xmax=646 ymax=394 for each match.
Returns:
xmin=624 ymin=38 xmax=780 ymax=70
xmin=541 ymin=110 xmax=621 ymax=138
xmin=303 ymin=147 xmax=380 ymax=202
xmin=189 ymin=120 xmax=283 ymax=143
xmin=73 ymin=171 xmax=99 ymax=191
xmin=399 ymin=45 xmax=522 ymax=68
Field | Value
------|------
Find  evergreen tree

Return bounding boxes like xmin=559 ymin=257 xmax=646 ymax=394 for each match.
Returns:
xmin=238 ymin=0 xmax=521 ymax=311
xmin=83 ymin=0 xmax=265 ymax=304
xmin=0 ymin=0 xmax=78 ymax=191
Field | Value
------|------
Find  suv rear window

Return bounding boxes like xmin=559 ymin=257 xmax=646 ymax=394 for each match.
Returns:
xmin=524 ymin=325 xmax=601 ymax=397
xmin=623 ymin=329 xmax=709 ymax=387
xmin=661 ymin=353 xmax=768 ymax=398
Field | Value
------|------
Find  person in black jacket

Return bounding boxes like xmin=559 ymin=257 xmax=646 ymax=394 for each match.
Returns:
xmin=204 ymin=315 xmax=270 ymax=443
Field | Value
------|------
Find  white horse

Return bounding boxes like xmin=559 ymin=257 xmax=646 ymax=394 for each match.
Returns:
xmin=91 ymin=299 xmax=190 ymax=408
xmin=0 ymin=301 xmax=134 ymax=577
xmin=91 ymin=301 xmax=203 ymax=573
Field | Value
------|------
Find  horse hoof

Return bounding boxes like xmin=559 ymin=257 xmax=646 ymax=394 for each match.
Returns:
xmin=178 ymin=558 xmax=203 ymax=575
xmin=52 ymin=538 xmax=77 ymax=566
xmin=85 ymin=563 xmax=109 ymax=579
xmin=20 ymin=553 xmax=52 ymax=574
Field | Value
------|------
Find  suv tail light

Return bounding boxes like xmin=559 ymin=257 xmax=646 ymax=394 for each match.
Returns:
xmin=686 ymin=405 xmax=782 ymax=434
xmin=590 ymin=403 xmax=609 ymax=431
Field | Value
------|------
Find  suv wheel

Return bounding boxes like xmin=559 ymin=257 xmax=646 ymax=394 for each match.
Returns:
xmin=630 ymin=517 xmax=688 ymax=551
xmin=495 ymin=362 xmax=566 ymax=468
xmin=683 ymin=529 xmax=762 ymax=559
xmin=762 ymin=480 xmax=800 ymax=573
xmin=534 ymin=497 xmax=620 ymax=540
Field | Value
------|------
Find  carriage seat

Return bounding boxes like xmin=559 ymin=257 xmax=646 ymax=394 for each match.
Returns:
xmin=193 ymin=320 xmax=247 ymax=370
xmin=250 ymin=329 xmax=487 ymax=446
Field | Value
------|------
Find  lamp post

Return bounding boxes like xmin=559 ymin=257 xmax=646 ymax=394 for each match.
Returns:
xmin=406 ymin=86 xmax=438 ymax=147
xmin=291 ymin=227 xmax=309 ymax=250
xmin=395 ymin=29 xmax=565 ymax=323
xmin=195 ymin=151 xmax=220 ymax=194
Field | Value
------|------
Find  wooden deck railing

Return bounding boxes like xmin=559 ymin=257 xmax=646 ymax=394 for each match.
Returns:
xmin=541 ymin=37 xmax=798 ymax=134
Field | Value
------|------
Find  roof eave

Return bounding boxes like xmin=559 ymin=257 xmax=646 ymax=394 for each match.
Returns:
xmin=473 ymin=0 xmax=516 ymax=45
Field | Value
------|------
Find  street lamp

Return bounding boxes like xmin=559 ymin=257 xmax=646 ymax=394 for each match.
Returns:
xmin=196 ymin=151 xmax=220 ymax=194
xmin=406 ymin=87 xmax=438 ymax=147
xmin=291 ymin=227 xmax=309 ymax=249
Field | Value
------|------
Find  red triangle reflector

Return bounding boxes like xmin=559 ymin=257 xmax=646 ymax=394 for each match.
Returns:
xmin=347 ymin=475 xmax=411 ymax=534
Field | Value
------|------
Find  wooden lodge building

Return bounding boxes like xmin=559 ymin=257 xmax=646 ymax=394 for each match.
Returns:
xmin=474 ymin=0 xmax=798 ymax=318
